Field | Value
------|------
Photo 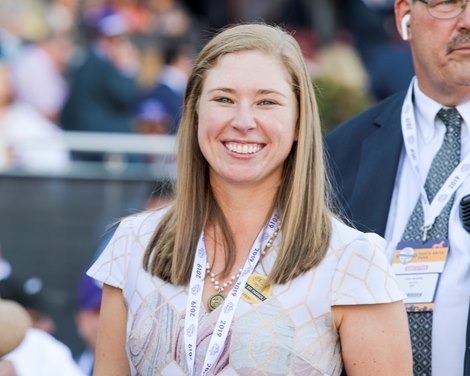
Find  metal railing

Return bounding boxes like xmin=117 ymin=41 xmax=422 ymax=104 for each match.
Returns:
xmin=62 ymin=131 xmax=177 ymax=155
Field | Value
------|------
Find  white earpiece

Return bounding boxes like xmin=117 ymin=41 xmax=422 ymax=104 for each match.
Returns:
xmin=401 ymin=14 xmax=411 ymax=41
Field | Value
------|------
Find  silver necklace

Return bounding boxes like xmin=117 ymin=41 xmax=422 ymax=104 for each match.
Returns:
xmin=206 ymin=225 xmax=280 ymax=311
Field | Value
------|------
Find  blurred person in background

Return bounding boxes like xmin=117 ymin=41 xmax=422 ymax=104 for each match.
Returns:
xmin=0 ymin=27 xmax=23 ymax=63
xmin=0 ymin=255 xmax=84 ymax=376
xmin=144 ymin=0 xmax=197 ymax=39
xmin=1 ymin=0 xmax=77 ymax=122
xmin=135 ymin=98 xmax=172 ymax=135
xmin=139 ymin=38 xmax=194 ymax=135
xmin=46 ymin=0 xmax=80 ymax=33
xmin=2 ymin=326 xmax=85 ymax=376
xmin=75 ymin=273 xmax=103 ymax=376
xmin=0 ymin=0 xmax=50 ymax=46
xmin=136 ymin=40 xmax=191 ymax=181
xmin=0 ymin=62 xmax=70 ymax=172
xmin=10 ymin=29 xmax=74 ymax=123
xmin=0 ymin=269 xmax=56 ymax=336
xmin=0 ymin=298 xmax=30 ymax=376
xmin=108 ymin=0 xmax=198 ymax=38
xmin=111 ymin=0 xmax=150 ymax=34
xmin=60 ymin=12 xmax=141 ymax=135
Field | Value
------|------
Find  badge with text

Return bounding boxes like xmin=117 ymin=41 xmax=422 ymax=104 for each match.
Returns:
xmin=392 ymin=240 xmax=449 ymax=311
xmin=392 ymin=240 xmax=449 ymax=274
xmin=395 ymin=273 xmax=438 ymax=304
xmin=242 ymin=273 xmax=273 ymax=304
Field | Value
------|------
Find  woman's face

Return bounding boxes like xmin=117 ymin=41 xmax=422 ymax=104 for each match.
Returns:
xmin=197 ymin=50 xmax=298 ymax=189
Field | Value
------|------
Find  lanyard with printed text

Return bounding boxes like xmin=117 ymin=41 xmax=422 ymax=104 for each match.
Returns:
xmin=184 ymin=212 xmax=280 ymax=376
xmin=401 ymin=78 xmax=470 ymax=233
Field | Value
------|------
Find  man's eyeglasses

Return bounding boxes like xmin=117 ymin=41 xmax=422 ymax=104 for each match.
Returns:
xmin=418 ymin=0 xmax=469 ymax=20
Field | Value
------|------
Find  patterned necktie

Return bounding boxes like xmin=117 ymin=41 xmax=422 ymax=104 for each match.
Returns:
xmin=401 ymin=107 xmax=462 ymax=376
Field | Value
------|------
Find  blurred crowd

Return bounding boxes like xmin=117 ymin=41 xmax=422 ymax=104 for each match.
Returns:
xmin=0 ymin=0 xmax=415 ymax=374
xmin=0 ymin=0 xmax=415 ymax=170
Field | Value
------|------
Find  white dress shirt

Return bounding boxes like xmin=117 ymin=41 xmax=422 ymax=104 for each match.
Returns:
xmin=1 ymin=102 xmax=70 ymax=172
xmin=385 ymin=79 xmax=470 ymax=376
xmin=5 ymin=328 xmax=85 ymax=376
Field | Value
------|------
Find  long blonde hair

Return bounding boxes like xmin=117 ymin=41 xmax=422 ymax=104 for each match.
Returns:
xmin=143 ymin=23 xmax=332 ymax=285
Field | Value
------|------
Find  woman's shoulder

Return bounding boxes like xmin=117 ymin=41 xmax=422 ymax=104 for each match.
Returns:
xmin=328 ymin=217 xmax=405 ymax=305
xmin=87 ymin=207 xmax=171 ymax=288
xmin=105 ymin=206 xmax=171 ymax=253
xmin=119 ymin=206 xmax=171 ymax=237
xmin=328 ymin=216 xmax=386 ymax=251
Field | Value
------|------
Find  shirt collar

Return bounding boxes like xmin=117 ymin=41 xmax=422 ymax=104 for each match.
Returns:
xmin=456 ymin=100 xmax=470 ymax=138
xmin=413 ymin=78 xmax=470 ymax=142
xmin=413 ymin=79 xmax=442 ymax=143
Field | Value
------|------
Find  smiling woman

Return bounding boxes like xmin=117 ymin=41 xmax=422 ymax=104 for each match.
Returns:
xmin=197 ymin=50 xmax=298 ymax=187
xmin=87 ymin=23 xmax=412 ymax=376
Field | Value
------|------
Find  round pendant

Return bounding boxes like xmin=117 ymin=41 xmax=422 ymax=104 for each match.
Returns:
xmin=208 ymin=293 xmax=225 ymax=311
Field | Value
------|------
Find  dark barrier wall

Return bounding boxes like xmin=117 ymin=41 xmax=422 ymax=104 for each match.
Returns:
xmin=0 ymin=164 xmax=164 ymax=355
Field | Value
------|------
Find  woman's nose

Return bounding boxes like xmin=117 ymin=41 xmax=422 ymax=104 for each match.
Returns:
xmin=231 ymin=104 xmax=256 ymax=132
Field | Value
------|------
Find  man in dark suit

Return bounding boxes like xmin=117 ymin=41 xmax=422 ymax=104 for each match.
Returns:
xmin=60 ymin=13 xmax=141 ymax=134
xmin=325 ymin=0 xmax=470 ymax=375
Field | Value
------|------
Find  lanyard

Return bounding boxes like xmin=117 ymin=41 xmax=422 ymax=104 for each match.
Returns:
xmin=401 ymin=79 xmax=470 ymax=232
xmin=183 ymin=212 xmax=280 ymax=376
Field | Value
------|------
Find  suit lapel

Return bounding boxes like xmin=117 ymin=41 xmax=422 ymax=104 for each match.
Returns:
xmin=349 ymin=95 xmax=405 ymax=236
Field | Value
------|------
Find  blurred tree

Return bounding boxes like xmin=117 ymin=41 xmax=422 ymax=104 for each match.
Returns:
xmin=314 ymin=77 xmax=373 ymax=134
xmin=312 ymin=41 xmax=373 ymax=134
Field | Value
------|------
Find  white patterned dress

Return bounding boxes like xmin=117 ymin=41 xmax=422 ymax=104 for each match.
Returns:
xmin=88 ymin=209 xmax=405 ymax=375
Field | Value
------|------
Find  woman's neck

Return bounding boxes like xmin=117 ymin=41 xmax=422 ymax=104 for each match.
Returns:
xmin=205 ymin=179 xmax=279 ymax=272
xmin=211 ymin=181 xmax=278 ymax=231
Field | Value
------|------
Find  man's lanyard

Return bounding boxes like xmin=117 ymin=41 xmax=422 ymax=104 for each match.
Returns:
xmin=401 ymin=78 xmax=470 ymax=231
xmin=184 ymin=212 xmax=280 ymax=376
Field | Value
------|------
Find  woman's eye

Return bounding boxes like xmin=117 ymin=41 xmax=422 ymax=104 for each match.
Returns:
xmin=215 ymin=97 xmax=232 ymax=103
xmin=259 ymin=99 xmax=275 ymax=106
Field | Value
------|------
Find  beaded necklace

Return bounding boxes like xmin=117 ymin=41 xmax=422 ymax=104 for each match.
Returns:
xmin=205 ymin=225 xmax=280 ymax=311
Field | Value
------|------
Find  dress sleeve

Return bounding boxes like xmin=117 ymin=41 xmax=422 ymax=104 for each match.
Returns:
xmin=87 ymin=217 xmax=135 ymax=289
xmin=331 ymin=232 xmax=406 ymax=306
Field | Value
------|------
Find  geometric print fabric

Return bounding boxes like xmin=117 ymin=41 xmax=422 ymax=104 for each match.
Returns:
xmin=408 ymin=311 xmax=432 ymax=376
xmin=401 ymin=107 xmax=462 ymax=376
xmin=87 ymin=211 xmax=406 ymax=375
xmin=401 ymin=107 xmax=462 ymax=242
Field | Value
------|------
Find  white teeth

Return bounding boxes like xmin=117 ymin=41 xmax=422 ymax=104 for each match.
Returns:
xmin=225 ymin=142 xmax=261 ymax=154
